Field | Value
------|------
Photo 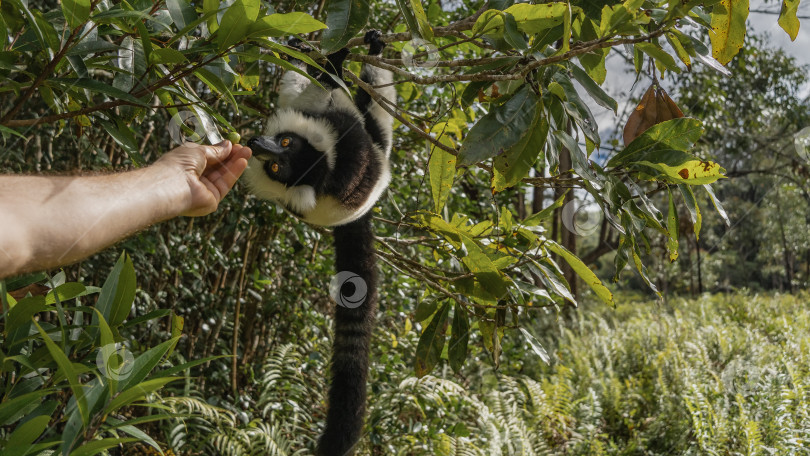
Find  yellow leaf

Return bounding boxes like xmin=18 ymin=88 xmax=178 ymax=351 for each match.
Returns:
xmin=778 ymin=0 xmax=801 ymax=41
xmin=709 ymin=0 xmax=749 ymax=65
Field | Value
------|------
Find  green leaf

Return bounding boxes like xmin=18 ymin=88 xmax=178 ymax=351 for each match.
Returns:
xmin=112 ymin=36 xmax=136 ymax=94
xmin=321 ymin=0 xmax=370 ymax=53
xmin=104 ymin=377 xmax=179 ymax=414
xmin=166 ymin=0 xmax=196 ymax=30
xmin=93 ymin=309 xmax=119 ymax=394
xmin=153 ymin=355 xmax=228 ymax=378
xmin=448 ymin=303 xmax=469 ymax=373
xmin=0 ymin=391 xmax=51 ymax=426
xmin=666 ymin=31 xmax=693 ymax=69
xmin=458 ymin=85 xmax=538 ymax=166
xmin=203 ymin=0 xmax=221 ymax=34
xmin=247 ymin=12 xmax=326 ymax=37
xmin=47 ymin=78 xmax=149 ymax=107
xmin=546 ymin=242 xmax=614 ymax=305
xmin=68 ymin=438 xmax=139 ymax=456
xmin=428 ymin=123 xmax=457 ymax=212
xmin=678 ymin=183 xmax=702 ymax=238
xmin=461 ymin=238 xmax=509 ymax=299
xmin=216 ymin=0 xmax=261 ymax=50
xmin=609 ymin=118 xmax=704 ymax=167
xmin=778 ymin=0 xmax=801 ymax=41
xmin=414 ymin=301 xmax=450 ymax=377
xmin=502 ymin=13 xmax=528 ymax=50
xmin=414 ymin=297 xmax=440 ymax=322
xmin=100 ymin=119 xmax=141 ymax=163
xmin=149 ymin=47 xmax=187 ymax=64
xmin=107 ymin=418 xmax=163 ymax=454
xmin=519 ymin=328 xmax=550 ymax=364
xmin=195 ymin=67 xmax=238 ymax=110
xmin=94 ymin=251 xmax=136 ymax=328
xmin=33 ymin=321 xmax=89 ymax=425
xmin=523 ymin=191 xmax=567 ymax=226
xmin=45 ymin=282 xmax=87 ymax=304
xmin=633 ymin=152 xmax=726 ymax=185
xmin=394 ymin=0 xmax=422 ymax=40
xmin=667 ymin=189 xmax=679 ymax=262
xmin=635 ymin=42 xmax=680 ymax=73
xmin=62 ymin=0 xmax=91 ymax=29
xmin=704 ymin=184 xmax=730 ymax=226
xmin=122 ymin=337 xmax=181 ymax=391
xmin=709 ymin=0 xmax=749 ymax=65
xmin=570 ymin=64 xmax=617 ymax=113
xmin=410 ymin=0 xmax=434 ymax=40
xmin=475 ymin=3 xmax=570 ymax=36
xmin=4 ymin=415 xmax=50 ymax=455
xmin=0 ymin=125 xmax=27 ymax=140
xmin=492 ymin=106 xmax=548 ymax=192
xmin=134 ymin=17 xmax=152 ymax=66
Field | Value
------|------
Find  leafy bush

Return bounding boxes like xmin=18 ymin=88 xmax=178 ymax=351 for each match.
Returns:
xmin=0 ymin=253 xmax=213 ymax=455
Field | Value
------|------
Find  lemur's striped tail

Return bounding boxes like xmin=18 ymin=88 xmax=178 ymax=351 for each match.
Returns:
xmin=316 ymin=211 xmax=377 ymax=456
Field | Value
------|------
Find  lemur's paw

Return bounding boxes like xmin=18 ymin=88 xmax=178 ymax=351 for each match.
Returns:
xmin=363 ymin=30 xmax=385 ymax=55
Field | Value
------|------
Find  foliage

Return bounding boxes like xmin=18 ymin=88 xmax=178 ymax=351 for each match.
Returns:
xmin=0 ymin=253 xmax=200 ymax=455
xmin=620 ymin=36 xmax=810 ymax=295
xmin=154 ymin=292 xmax=810 ymax=455
xmin=1 ymin=0 xmax=809 ymax=452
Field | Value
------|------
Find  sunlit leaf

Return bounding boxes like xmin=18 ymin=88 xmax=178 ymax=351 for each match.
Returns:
xmin=216 ymin=0 xmax=260 ymax=50
xmin=709 ymin=0 xmax=749 ymax=65
xmin=778 ymin=0 xmax=801 ymax=41
xmin=546 ymin=242 xmax=614 ymax=305
xmin=667 ymin=189 xmax=679 ymax=262
xmin=247 ymin=12 xmax=327 ymax=37
xmin=519 ymin=328 xmax=550 ymax=364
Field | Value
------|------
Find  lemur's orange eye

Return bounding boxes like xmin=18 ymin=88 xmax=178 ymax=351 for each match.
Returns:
xmin=271 ymin=163 xmax=279 ymax=173
xmin=280 ymin=137 xmax=291 ymax=147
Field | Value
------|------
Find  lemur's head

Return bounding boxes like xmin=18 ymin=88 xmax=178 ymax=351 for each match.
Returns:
xmin=246 ymin=132 xmax=328 ymax=188
xmin=243 ymin=109 xmax=339 ymax=217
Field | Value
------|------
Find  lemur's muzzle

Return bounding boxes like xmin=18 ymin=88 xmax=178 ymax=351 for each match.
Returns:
xmin=246 ymin=137 xmax=284 ymax=162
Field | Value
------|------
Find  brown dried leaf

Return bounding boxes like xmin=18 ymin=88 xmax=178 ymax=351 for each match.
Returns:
xmin=623 ymin=84 xmax=685 ymax=145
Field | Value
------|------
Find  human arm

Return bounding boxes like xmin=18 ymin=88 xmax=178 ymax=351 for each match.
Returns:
xmin=0 ymin=141 xmax=251 ymax=279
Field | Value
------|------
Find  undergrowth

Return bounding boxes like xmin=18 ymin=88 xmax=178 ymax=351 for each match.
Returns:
xmin=163 ymin=292 xmax=810 ymax=455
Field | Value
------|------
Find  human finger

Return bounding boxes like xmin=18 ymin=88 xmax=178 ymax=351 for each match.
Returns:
xmin=206 ymin=155 xmax=249 ymax=201
xmin=201 ymin=140 xmax=232 ymax=167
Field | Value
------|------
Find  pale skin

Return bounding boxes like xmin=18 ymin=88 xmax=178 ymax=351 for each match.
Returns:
xmin=0 ymin=140 xmax=252 ymax=280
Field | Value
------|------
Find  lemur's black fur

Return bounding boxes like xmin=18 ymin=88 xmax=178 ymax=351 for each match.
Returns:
xmin=322 ymin=210 xmax=377 ymax=455
xmin=244 ymin=31 xmax=394 ymax=456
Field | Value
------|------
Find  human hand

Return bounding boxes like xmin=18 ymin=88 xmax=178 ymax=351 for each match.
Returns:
xmin=154 ymin=140 xmax=252 ymax=217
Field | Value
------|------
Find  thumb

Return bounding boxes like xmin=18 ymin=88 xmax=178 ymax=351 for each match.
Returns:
xmin=204 ymin=140 xmax=232 ymax=165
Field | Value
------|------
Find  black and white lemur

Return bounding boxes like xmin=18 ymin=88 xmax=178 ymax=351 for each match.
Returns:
xmin=244 ymin=31 xmax=394 ymax=456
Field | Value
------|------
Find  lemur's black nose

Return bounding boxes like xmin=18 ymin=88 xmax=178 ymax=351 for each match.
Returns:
xmin=246 ymin=137 xmax=283 ymax=161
